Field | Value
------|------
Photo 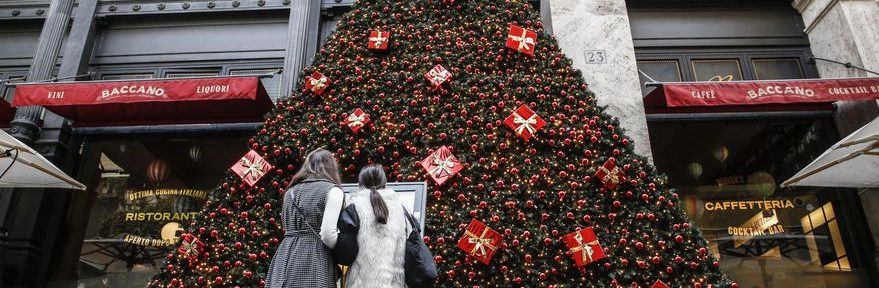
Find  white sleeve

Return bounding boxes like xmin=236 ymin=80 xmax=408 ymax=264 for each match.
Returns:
xmin=320 ymin=187 xmax=344 ymax=248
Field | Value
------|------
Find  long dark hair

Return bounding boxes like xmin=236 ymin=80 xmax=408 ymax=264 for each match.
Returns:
xmin=358 ymin=164 xmax=388 ymax=224
xmin=288 ymin=148 xmax=342 ymax=189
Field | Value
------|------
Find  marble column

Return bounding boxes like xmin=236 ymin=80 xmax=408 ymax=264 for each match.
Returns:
xmin=794 ymin=0 xmax=879 ymax=135
xmin=793 ymin=0 xmax=879 ymax=281
xmin=549 ymin=0 xmax=652 ymax=160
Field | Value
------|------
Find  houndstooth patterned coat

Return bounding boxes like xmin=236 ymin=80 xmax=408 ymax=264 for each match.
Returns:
xmin=266 ymin=178 xmax=339 ymax=288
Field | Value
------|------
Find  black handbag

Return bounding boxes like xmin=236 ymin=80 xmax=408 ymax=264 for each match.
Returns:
xmin=333 ymin=204 xmax=360 ymax=266
xmin=402 ymin=208 xmax=439 ymax=288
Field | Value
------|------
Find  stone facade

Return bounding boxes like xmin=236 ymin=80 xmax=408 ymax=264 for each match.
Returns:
xmin=550 ymin=0 xmax=652 ymax=160
xmin=793 ymin=0 xmax=879 ymax=278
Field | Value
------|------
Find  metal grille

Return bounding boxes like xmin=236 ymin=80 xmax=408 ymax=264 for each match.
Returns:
xmin=100 ymin=73 xmax=155 ymax=80
xmin=165 ymin=71 xmax=220 ymax=78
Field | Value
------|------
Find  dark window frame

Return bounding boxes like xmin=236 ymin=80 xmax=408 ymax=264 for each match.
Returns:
xmin=636 ymin=48 xmax=818 ymax=83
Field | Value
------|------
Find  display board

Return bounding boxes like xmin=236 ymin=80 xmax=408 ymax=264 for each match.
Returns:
xmin=340 ymin=182 xmax=428 ymax=235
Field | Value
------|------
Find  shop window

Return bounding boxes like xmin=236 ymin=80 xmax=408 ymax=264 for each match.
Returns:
xmin=230 ymin=68 xmax=283 ymax=99
xmin=753 ymin=58 xmax=805 ymax=80
xmin=691 ymin=59 xmax=743 ymax=81
xmin=648 ymin=119 xmax=870 ymax=287
xmin=636 ymin=60 xmax=681 ymax=95
xmin=76 ymin=135 xmax=249 ymax=287
xmin=802 ymin=202 xmax=850 ymax=271
xmin=101 ymin=73 xmax=155 ymax=80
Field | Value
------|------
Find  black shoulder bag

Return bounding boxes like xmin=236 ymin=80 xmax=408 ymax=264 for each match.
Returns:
xmin=334 ymin=204 xmax=360 ymax=266
xmin=402 ymin=207 xmax=439 ymax=288
xmin=288 ymin=188 xmax=359 ymax=266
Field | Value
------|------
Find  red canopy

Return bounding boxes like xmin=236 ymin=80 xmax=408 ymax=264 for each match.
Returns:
xmin=644 ymin=77 xmax=879 ymax=113
xmin=11 ymin=76 xmax=273 ymax=126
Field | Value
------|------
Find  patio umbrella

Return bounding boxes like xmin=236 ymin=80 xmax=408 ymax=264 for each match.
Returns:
xmin=782 ymin=116 xmax=879 ymax=188
xmin=0 ymin=129 xmax=86 ymax=190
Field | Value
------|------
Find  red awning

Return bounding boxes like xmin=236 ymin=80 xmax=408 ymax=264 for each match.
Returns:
xmin=11 ymin=76 xmax=273 ymax=126
xmin=644 ymin=77 xmax=879 ymax=113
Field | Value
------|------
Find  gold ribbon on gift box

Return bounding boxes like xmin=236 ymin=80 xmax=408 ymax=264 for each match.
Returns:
xmin=369 ymin=30 xmax=388 ymax=47
xmin=508 ymin=29 xmax=535 ymax=52
xmin=309 ymin=75 xmax=328 ymax=91
xmin=427 ymin=67 xmax=451 ymax=84
xmin=347 ymin=112 xmax=368 ymax=128
xmin=569 ymin=232 xmax=600 ymax=262
xmin=429 ymin=154 xmax=457 ymax=178
xmin=465 ymin=228 xmax=498 ymax=257
xmin=240 ymin=156 xmax=268 ymax=181
xmin=598 ymin=165 xmax=621 ymax=186
xmin=513 ymin=112 xmax=538 ymax=136
xmin=179 ymin=237 xmax=201 ymax=257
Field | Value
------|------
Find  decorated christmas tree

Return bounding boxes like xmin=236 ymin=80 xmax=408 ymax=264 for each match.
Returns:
xmin=149 ymin=0 xmax=738 ymax=287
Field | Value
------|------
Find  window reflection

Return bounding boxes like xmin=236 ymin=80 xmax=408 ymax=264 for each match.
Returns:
xmin=649 ymin=119 xmax=868 ymax=287
xmin=691 ymin=59 xmax=743 ymax=81
xmin=753 ymin=58 xmax=805 ymax=80
xmin=637 ymin=60 xmax=682 ymax=95
xmin=77 ymin=136 xmax=248 ymax=287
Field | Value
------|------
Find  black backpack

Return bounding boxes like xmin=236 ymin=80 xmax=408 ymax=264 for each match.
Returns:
xmin=402 ymin=208 xmax=439 ymax=287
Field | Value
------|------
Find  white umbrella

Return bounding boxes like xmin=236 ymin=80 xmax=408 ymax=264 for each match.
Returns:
xmin=782 ymin=116 xmax=879 ymax=188
xmin=0 ymin=129 xmax=86 ymax=190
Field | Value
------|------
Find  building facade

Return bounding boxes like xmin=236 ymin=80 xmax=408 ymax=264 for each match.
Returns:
xmin=0 ymin=0 xmax=876 ymax=287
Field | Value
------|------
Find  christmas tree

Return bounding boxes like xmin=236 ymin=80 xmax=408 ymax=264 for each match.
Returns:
xmin=149 ymin=0 xmax=738 ymax=287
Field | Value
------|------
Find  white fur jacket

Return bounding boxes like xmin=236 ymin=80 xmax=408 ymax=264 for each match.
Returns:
xmin=344 ymin=188 xmax=412 ymax=288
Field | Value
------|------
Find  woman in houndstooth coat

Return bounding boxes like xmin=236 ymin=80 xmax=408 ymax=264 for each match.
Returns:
xmin=266 ymin=148 xmax=345 ymax=288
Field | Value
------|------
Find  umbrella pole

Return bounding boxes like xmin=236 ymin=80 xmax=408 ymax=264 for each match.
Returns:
xmin=838 ymin=134 xmax=879 ymax=148
xmin=0 ymin=139 xmax=34 ymax=154
xmin=0 ymin=152 xmax=87 ymax=190
xmin=781 ymin=142 xmax=878 ymax=187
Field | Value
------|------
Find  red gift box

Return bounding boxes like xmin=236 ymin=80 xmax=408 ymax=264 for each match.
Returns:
xmin=562 ymin=227 xmax=606 ymax=266
xmin=231 ymin=150 xmax=274 ymax=187
xmin=368 ymin=30 xmax=390 ymax=50
xmin=504 ymin=105 xmax=546 ymax=141
xmin=651 ymin=280 xmax=669 ymax=288
xmin=425 ymin=64 xmax=451 ymax=87
xmin=595 ymin=158 xmax=624 ymax=190
xmin=457 ymin=219 xmax=503 ymax=265
xmin=344 ymin=108 xmax=370 ymax=133
xmin=177 ymin=233 xmax=204 ymax=258
xmin=506 ymin=24 xmax=537 ymax=56
xmin=305 ymin=71 xmax=329 ymax=95
xmin=420 ymin=146 xmax=463 ymax=186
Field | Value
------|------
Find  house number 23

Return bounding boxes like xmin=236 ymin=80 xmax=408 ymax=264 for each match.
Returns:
xmin=584 ymin=50 xmax=606 ymax=64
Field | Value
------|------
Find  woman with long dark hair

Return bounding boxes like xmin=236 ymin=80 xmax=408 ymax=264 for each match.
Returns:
xmin=266 ymin=148 xmax=345 ymax=288
xmin=344 ymin=164 xmax=410 ymax=287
